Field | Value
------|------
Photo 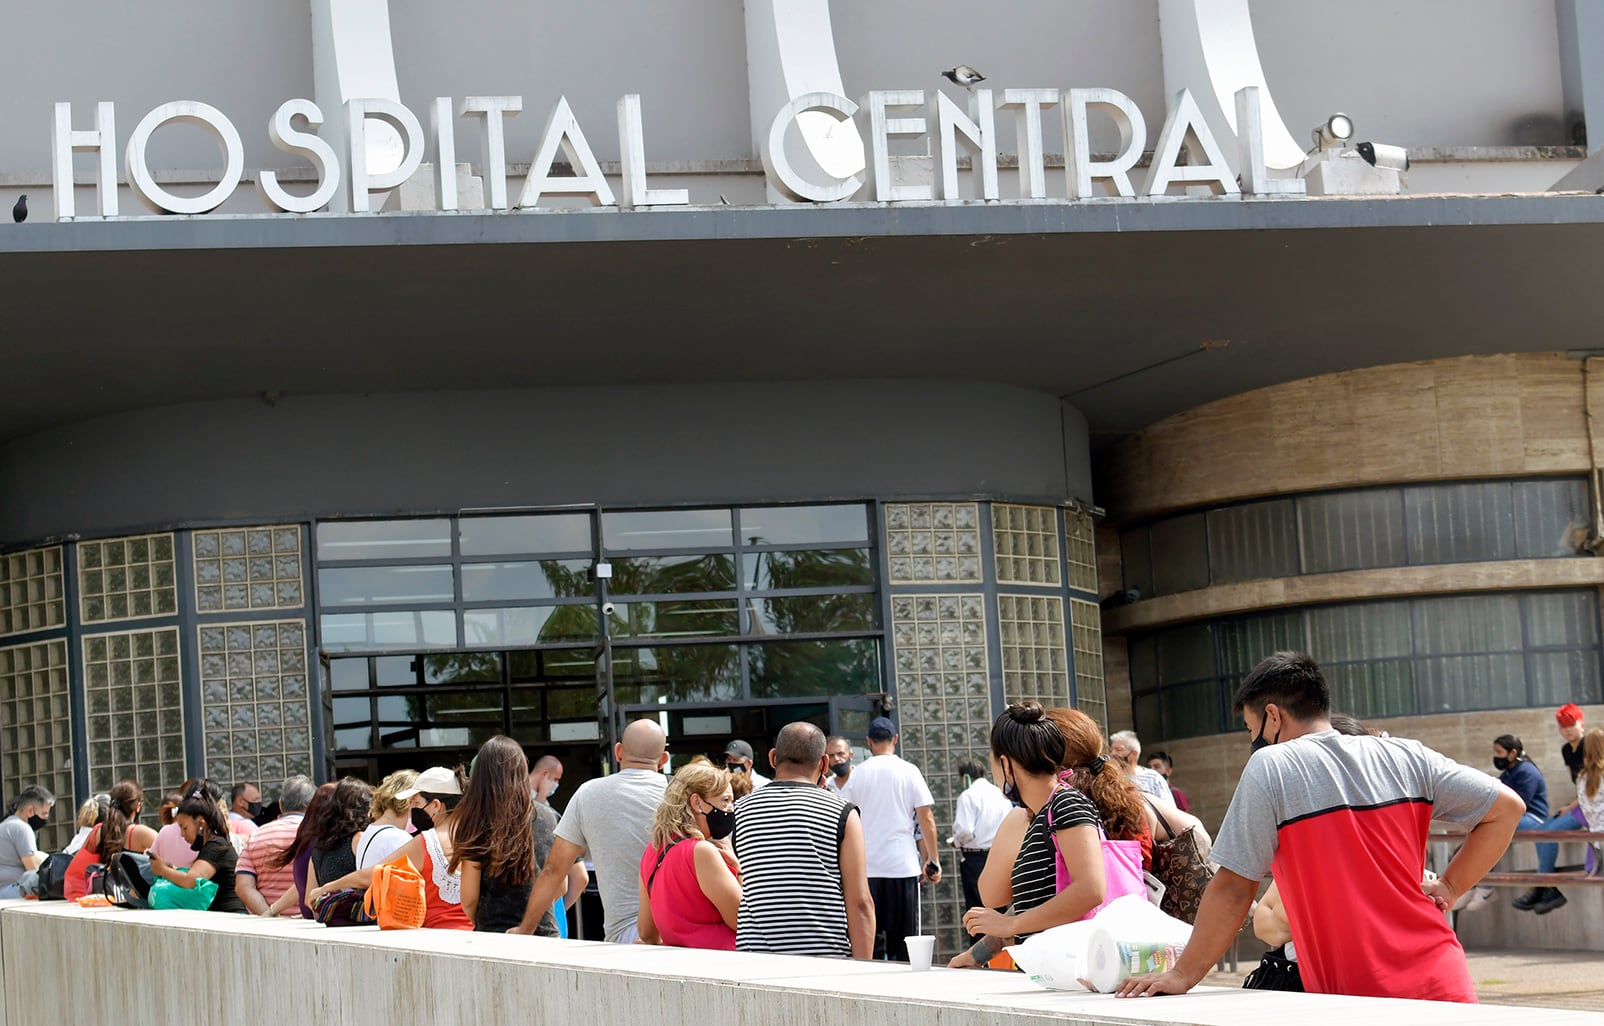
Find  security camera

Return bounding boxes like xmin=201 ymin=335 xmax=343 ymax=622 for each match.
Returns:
xmin=602 ymin=601 xmax=616 ymax=616
xmin=1356 ymin=141 xmax=1409 ymax=172
xmin=1311 ymin=112 xmax=1354 ymax=150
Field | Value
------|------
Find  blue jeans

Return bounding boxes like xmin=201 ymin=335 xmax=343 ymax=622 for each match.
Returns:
xmin=1531 ymin=807 xmax=1586 ymax=874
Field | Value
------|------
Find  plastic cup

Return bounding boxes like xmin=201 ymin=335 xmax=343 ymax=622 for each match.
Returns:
xmin=905 ymin=935 xmax=935 ymax=971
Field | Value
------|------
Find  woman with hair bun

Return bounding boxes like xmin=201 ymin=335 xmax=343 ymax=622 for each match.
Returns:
xmin=950 ymin=702 xmax=1145 ymax=969
xmin=148 ymin=783 xmax=246 ymax=913
xmin=64 ymin=780 xmax=157 ymax=900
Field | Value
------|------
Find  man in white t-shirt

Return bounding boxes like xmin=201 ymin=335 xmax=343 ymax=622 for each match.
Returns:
xmin=839 ymin=717 xmax=940 ymax=961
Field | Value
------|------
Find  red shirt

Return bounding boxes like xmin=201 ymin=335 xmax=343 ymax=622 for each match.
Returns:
xmin=641 ymin=839 xmax=736 ymax=950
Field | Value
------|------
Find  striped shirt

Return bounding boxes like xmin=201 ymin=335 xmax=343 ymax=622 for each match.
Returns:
xmin=732 ymin=780 xmax=854 ymax=957
xmin=1010 ymin=788 xmax=1097 ymax=935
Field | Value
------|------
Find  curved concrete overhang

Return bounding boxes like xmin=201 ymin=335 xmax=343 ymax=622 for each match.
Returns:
xmin=4 ymin=193 xmax=1604 ymax=446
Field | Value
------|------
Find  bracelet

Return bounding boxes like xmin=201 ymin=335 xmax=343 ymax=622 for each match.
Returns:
xmin=970 ymin=937 xmax=1000 ymax=965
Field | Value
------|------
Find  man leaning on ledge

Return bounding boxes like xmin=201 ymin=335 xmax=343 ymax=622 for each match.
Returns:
xmin=1115 ymin=651 xmax=1522 ymax=1003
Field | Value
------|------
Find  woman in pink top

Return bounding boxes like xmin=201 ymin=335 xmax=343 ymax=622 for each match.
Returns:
xmin=150 ymin=781 xmax=207 ymax=869
xmin=636 ymin=762 xmax=740 ymax=950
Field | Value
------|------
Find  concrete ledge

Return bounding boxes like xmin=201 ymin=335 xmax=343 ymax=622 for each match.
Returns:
xmin=0 ymin=901 xmax=1592 ymax=1026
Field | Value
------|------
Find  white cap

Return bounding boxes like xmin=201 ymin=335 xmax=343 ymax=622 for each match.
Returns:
xmin=394 ymin=766 xmax=462 ymax=799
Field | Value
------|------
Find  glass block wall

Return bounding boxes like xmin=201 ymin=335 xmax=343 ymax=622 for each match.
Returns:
xmin=192 ymin=525 xmax=312 ymax=793
xmin=0 ymin=547 xmax=65 ymax=638
xmin=193 ymin=526 xmax=305 ymax=612
xmin=78 ymin=533 xmax=177 ymax=624
xmin=82 ymin=628 xmax=186 ymax=807
xmin=883 ymin=501 xmax=1103 ymax=962
xmin=199 ymin=621 xmax=314 ymax=789
xmin=0 ymin=640 xmax=73 ymax=851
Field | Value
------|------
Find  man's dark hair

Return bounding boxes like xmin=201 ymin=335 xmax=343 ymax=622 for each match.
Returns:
xmin=1232 ymin=651 xmax=1330 ymax=721
xmin=956 ymin=759 xmax=987 ymax=781
xmin=230 ymin=781 xmax=256 ymax=804
xmin=1148 ymin=751 xmax=1174 ymax=770
xmin=10 ymin=785 xmax=54 ymax=815
xmin=775 ymin=722 xmax=826 ymax=767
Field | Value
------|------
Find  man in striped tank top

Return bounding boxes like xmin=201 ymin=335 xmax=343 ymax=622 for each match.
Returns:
xmin=732 ymin=722 xmax=875 ymax=959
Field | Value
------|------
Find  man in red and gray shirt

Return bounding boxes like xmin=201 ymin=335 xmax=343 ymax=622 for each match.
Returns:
xmin=237 ymin=775 xmax=315 ymax=916
xmin=1116 ymin=651 xmax=1523 ymax=1003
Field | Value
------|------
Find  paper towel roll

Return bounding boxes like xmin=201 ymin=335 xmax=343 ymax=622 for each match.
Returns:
xmin=1083 ymin=927 xmax=1185 ymax=993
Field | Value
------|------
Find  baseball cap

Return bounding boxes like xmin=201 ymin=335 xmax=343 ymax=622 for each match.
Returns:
xmin=1557 ymin=703 xmax=1584 ymax=728
xmin=868 ymin=716 xmax=898 ymax=741
xmin=394 ymin=766 xmax=463 ymax=799
xmin=724 ymin=740 xmax=754 ymax=761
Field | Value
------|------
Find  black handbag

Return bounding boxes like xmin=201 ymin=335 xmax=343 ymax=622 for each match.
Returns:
xmin=34 ymin=851 xmax=71 ymax=901
xmin=1242 ymin=945 xmax=1303 ymax=992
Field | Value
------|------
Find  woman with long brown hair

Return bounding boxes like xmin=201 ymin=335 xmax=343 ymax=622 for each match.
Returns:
xmin=453 ymin=736 xmax=537 ymax=932
xmin=64 ymin=780 xmax=157 ymax=900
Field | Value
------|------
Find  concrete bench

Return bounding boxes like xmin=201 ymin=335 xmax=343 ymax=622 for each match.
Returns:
xmin=1 ymin=900 xmax=1594 ymax=1026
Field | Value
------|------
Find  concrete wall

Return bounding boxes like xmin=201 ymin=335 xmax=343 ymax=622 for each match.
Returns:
xmin=1 ymin=2 xmax=1569 ymax=176
xmin=1103 ymin=352 xmax=1591 ymax=524
xmin=0 ymin=902 xmax=1592 ymax=1025
xmin=0 ymin=380 xmax=1092 ymax=547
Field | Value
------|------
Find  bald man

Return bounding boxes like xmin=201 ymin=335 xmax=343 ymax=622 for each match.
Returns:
xmin=511 ymin=719 xmax=669 ymax=940
xmin=529 ymin=754 xmax=564 ymax=805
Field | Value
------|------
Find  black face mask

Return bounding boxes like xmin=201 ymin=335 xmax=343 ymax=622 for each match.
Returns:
xmin=245 ymin=800 xmax=263 ymax=818
xmin=1250 ymin=715 xmax=1280 ymax=753
xmin=410 ymin=807 xmax=435 ymax=833
xmin=26 ymin=814 xmax=47 ymax=833
xmin=1493 ymin=756 xmax=1511 ymax=771
xmin=189 ymin=829 xmax=205 ymax=852
xmin=829 ymin=760 xmax=851 ymax=778
xmin=703 ymin=806 xmax=735 ymax=841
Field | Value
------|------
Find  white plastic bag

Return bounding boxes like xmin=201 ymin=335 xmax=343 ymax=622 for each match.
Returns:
xmin=1006 ymin=894 xmax=1193 ymax=992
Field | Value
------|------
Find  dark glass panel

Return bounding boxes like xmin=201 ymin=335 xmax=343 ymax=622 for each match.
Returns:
xmin=608 ymin=553 xmax=736 ymax=596
xmin=748 ymin=639 xmax=882 ymax=698
xmin=737 ymin=505 xmax=870 ymax=547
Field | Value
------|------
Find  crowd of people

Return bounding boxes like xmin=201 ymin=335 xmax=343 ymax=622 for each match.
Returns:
xmin=3 ymin=654 xmax=1600 ymax=1007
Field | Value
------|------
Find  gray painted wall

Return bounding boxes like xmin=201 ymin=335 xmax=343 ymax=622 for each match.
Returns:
xmin=0 ymin=381 xmax=1093 ymax=547
xmin=2 ymin=2 xmax=1567 ymax=177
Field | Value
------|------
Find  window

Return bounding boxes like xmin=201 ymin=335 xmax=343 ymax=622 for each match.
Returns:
xmin=1120 ymin=478 xmax=1591 ymax=599
xmin=1128 ymin=590 xmax=1604 ymax=741
xmin=316 ymin=505 xmax=885 ymax=708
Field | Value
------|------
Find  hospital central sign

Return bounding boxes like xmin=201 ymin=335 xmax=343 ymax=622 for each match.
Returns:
xmin=50 ymin=84 xmax=1300 ymax=221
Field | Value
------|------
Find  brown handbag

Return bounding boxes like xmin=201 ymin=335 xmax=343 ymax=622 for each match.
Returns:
xmin=1147 ymin=799 xmax=1216 ymax=924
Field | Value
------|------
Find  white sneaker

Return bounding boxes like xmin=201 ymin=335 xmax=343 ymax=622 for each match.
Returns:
xmin=1455 ymin=886 xmax=1496 ymax=912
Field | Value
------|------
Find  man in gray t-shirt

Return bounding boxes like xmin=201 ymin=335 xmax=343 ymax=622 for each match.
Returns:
xmin=0 ymin=786 xmax=55 ymax=898
xmin=511 ymin=719 xmax=669 ymax=940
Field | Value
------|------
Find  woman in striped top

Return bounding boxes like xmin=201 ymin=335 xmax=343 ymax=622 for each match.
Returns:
xmin=949 ymin=703 xmax=1146 ymax=968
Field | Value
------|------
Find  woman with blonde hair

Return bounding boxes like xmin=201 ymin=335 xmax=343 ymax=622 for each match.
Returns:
xmin=356 ymin=769 xmax=418 ymax=869
xmin=636 ymin=761 xmax=741 ymax=949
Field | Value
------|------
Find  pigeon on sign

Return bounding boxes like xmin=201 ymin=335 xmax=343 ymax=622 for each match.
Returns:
xmin=941 ymin=66 xmax=986 ymax=91
xmin=11 ymin=195 xmax=25 ymax=223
